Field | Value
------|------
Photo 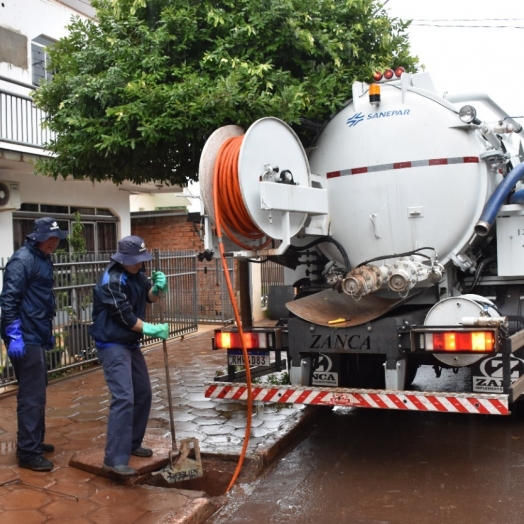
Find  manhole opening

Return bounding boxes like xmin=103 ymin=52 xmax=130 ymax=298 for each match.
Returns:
xmin=145 ymin=456 xmax=238 ymax=496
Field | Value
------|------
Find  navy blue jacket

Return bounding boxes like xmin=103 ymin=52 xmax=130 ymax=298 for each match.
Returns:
xmin=88 ymin=260 xmax=152 ymax=346
xmin=0 ymin=240 xmax=56 ymax=348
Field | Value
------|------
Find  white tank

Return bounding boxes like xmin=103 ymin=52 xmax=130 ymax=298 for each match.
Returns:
xmin=308 ymin=73 xmax=501 ymax=269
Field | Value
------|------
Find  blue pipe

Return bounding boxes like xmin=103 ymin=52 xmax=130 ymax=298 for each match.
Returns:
xmin=475 ymin=162 xmax=524 ymax=236
xmin=509 ymin=188 xmax=524 ymax=205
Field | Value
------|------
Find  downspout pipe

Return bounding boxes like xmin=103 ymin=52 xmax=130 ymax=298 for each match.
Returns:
xmin=475 ymin=162 xmax=524 ymax=236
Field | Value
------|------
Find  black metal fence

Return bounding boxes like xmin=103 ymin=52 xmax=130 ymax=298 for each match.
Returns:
xmin=0 ymin=251 xmax=198 ymax=385
xmin=260 ymin=260 xmax=285 ymax=308
xmin=195 ymin=257 xmax=284 ymax=318
xmin=196 ymin=258 xmax=235 ymax=324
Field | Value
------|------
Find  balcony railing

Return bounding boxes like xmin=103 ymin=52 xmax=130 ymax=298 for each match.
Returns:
xmin=0 ymin=76 xmax=54 ymax=149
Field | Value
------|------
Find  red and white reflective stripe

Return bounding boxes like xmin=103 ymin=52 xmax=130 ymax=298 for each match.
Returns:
xmin=204 ymin=383 xmax=509 ymax=415
xmin=327 ymin=156 xmax=479 ymax=179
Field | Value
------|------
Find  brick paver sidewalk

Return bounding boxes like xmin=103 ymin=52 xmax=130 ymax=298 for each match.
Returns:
xmin=0 ymin=327 xmax=311 ymax=523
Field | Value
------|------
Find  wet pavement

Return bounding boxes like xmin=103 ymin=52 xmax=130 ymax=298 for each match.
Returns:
xmin=0 ymin=326 xmax=314 ymax=523
xmin=209 ymin=367 xmax=524 ymax=524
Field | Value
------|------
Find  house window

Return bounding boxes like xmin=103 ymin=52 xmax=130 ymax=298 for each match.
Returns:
xmin=13 ymin=205 xmax=118 ymax=254
xmin=31 ymin=35 xmax=55 ymax=86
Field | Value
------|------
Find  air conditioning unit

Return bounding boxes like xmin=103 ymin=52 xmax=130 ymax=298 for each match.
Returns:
xmin=0 ymin=181 xmax=21 ymax=211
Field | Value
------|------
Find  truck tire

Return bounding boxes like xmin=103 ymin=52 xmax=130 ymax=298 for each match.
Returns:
xmin=405 ymin=362 xmax=419 ymax=389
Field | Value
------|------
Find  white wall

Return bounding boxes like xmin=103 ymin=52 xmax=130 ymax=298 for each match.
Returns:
xmin=0 ymin=0 xmax=135 ymax=265
xmin=0 ymin=171 xmax=130 ymax=261
xmin=0 ymin=0 xmax=91 ymax=89
xmin=0 ymin=211 xmax=14 ymax=261
xmin=130 ymin=194 xmax=156 ymax=212
xmin=129 ymin=193 xmax=191 ymax=212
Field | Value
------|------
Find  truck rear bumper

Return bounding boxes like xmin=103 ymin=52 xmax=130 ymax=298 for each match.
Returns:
xmin=204 ymin=382 xmax=510 ymax=415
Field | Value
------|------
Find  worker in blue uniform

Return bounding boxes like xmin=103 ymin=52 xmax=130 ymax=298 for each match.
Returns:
xmin=0 ymin=217 xmax=68 ymax=471
xmin=89 ymin=235 xmax=169 ymax=476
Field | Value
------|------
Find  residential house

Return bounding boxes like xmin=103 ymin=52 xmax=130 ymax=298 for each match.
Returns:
xmin=0 ymin=0 xmax=264 ymax=324
xmin=0 ymin=0 xmax=181 ymax=263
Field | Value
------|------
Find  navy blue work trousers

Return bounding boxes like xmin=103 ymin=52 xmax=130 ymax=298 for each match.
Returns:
xmin=97 ymin=343 xmax=152 ymax=467
xmin=12 ymin=344 xmax=47 ymax=461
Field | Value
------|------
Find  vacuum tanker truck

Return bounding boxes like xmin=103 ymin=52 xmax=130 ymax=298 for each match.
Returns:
xmin=201 ymin=68 xmax=524 ymax=416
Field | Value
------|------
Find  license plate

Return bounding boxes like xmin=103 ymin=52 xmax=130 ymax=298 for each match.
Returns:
xmin=228 ymin=352 xmax=269 ymax=366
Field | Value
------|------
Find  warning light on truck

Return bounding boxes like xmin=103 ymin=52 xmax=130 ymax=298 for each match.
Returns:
xmin=383 ymin=69 xmax=394 ymax=80
xmin=369 ymin=83 xmax=381 ymax=105
xmin=372 ymin=67 xmax=405 ymax=83
xmin=428 ymin=331 xmax=496 ymax=352
xmin=214 ymin=331 xmax=268 ymax=350
xmin=394 ymin=66 xmax=405 ymax=77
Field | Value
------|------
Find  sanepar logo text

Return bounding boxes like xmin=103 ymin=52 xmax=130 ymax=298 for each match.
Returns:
xmin=347 ymin=109 xmax=411 ymax=127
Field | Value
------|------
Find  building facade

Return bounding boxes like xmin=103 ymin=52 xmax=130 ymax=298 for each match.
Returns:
xmin=0 ymin=1 xmax=120 ymax=259
xmin=0 ymin=0 xmax=181 ymax=264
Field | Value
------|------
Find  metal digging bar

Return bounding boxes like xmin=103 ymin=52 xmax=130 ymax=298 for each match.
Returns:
xmin=152 ymin=250 xmax=203 ymax=483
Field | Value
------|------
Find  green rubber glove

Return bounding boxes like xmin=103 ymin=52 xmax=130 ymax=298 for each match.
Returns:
xmin=151 ymin=270 xmax=168 ymax=295
xmin=142 ymin=322 xmax=169 ymax=340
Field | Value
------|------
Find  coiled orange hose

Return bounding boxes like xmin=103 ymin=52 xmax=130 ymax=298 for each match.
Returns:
xmin=212 ymin=134 xmax=267 ymax=492
xmin=214 ymin=136 xmax=272 ymax=251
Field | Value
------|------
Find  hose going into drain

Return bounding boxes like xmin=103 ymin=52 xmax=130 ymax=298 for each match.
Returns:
xmin=212 ymin=135 xmax=270 ymax=491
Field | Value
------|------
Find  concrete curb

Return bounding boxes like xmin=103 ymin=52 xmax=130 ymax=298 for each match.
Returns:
xmin=160 ymin=405 xmax=326 ymax=523
xmin=238 ymin=404 xmax=326 ymax=482
xmin=163 ymin=494 xmax=219 ymax=524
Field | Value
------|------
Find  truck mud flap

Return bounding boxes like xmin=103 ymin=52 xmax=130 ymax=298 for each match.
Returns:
xmin=204 ymin=382 xmax=509 ymax=415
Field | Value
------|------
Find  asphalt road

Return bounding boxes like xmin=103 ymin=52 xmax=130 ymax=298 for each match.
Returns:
xmin=208 ymin=366 xmax=524 ymax=524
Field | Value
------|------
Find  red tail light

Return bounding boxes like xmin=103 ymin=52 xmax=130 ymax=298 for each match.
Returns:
xmin=214 ymin=331 xmax=267 ymax=350
xmin=429 ymin=331 xmax=495 ymax=352
xmin=372 ymin=71 xmax=383 ymax=81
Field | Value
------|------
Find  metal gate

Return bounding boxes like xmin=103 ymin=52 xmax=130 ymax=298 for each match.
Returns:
xmin=0 ymin=250 xmax=198 ymax=386
xmin=196 ymin=258 xmax=235 ymax=323
xmin=261 ymin=260 xmax=285 ymax=308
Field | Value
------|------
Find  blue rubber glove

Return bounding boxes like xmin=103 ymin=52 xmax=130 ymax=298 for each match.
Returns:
xmin=48 ymin=335 xmax=56 ymax=351
xmin=151 ymin=271 xmax=167 ymax=296
xmin=6 ymin=319 xmax=25 ymax=359
xmin=142 ymin=322 xmax=169 ymax=340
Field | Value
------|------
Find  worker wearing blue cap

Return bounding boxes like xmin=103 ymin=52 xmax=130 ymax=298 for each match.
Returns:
xmin=0 ymin=217 xmax=68 ymax=472
xmin=89 ymin=235 xmax=169 ymax=476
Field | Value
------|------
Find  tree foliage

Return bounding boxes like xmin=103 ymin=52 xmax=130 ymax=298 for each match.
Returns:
xmin=33 ymin=0 xmax=418 ymax=186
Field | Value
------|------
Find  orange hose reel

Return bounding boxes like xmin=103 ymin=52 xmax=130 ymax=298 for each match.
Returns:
xmin=213 ymin=135 xmax=271 ymax=251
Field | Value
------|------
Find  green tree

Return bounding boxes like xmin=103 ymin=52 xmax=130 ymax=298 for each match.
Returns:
xmin=67 ymin=211 xmax=88 ymax=256
xmin=33 ymin=0 xmax=417 ymax=186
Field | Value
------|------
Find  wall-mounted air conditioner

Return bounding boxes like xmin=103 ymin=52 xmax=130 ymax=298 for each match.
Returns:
xmin=0 ymin=181 xmax=21 ymax=211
